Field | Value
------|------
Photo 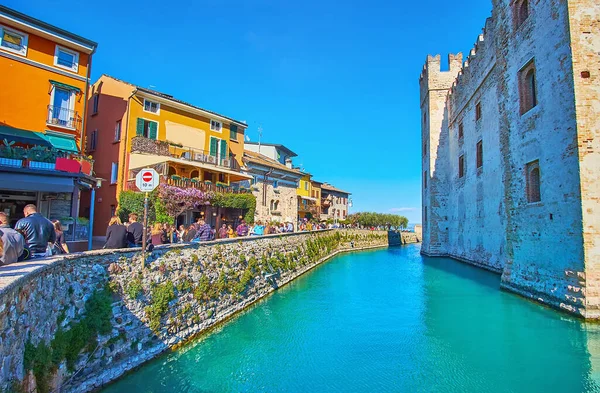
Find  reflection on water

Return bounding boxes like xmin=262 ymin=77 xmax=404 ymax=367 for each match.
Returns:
xmin=103 ymin=245 xmax=600 ymax=393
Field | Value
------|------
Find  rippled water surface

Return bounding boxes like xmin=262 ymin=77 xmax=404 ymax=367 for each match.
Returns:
xmin=103 ymin=245 xmax=600 ymax=392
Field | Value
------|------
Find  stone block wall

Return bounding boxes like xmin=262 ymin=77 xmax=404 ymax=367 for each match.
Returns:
xmin=252 ymin=181 xmax=298 ymax=226
xmin=0 ymin=230 xmax=389 ymax=393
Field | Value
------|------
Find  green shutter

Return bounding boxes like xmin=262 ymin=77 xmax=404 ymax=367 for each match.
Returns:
xmin=220 ymin=140 xmax=227 ymax=159
xmin=149 ymin=121 xmax=158 ymax=139
xmin=230 ymin=124 xmax=238 ymax=140
xmin=136 ymin=118 xmax=144 ymax=136
xmin=209 ymin=137 xmax=218 ymax=156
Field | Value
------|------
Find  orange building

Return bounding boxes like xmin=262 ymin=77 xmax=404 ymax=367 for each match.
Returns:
xmin=0 ymin=5 xmax=97 ymax=248
xmin=83 ymin=75 xmax=252 ymax=237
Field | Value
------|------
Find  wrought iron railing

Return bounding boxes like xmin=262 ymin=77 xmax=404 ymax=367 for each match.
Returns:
xmin=126 ymin=174 xmax=251 ymax=194
xmin=47 ymin=105 xmax=82 ymax=130
xmin=130 ymin=136 xmax=242 ymax=172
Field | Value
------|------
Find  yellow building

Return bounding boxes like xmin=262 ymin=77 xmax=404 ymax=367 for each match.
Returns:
xmin=84 ymin=75 xmax=252 ymax=235
xmin=297 ymin=173 xmax=320 ymax=219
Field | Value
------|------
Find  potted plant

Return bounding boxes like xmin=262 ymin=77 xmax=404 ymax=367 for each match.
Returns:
xmin=27 ymin=146 xmax=57 ymax=170
xmin=0 ymin=139 xmax=24 ymax=167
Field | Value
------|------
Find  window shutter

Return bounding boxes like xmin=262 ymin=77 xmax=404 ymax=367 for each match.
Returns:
xmin=210 ymin=137 xmax=218 ymax=156
xmin=136 ymin=118 xmax=144 ymax=136
xmin=230 ymin=124 xmax=238 ymax=140
xmin=220 ymin=140 xmax=227 ymax=159
xmin=149 ymin=121 xmax=158 ymax=139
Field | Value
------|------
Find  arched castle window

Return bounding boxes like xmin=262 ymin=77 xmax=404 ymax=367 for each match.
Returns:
xmin=526 ymin=160 xmax=541 ymax=203
xmin=515 ymin=0 xmax=529 ymax=28
xmin=168 ymin=165 xmax=177 ymax=176
xmin=274 ymin=201 xmax=279 ymax=211
xmin=190 ymin=170 xmax=199 ymax=179
xmin=519 ymin=60 xmax=537 ymax=114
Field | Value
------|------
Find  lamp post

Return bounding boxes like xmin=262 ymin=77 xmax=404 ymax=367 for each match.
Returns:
xmin=88 ymin=178 xmax=103 ymax=251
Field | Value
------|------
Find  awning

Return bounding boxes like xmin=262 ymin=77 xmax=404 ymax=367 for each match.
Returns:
xmin=49 ymin=80 xmax=82 ymax=93
xmin=42 ymin=132 xmax=79 ymax=152
xmin=0 ymin=126 xmax=52 ymax=147
xmin=129 ymin=153 xmax=253 ymax=181
xmin=0 ymin=173 xmax=74 ymax=193
xmin=300 ymin=196 xmax=318 ymax=202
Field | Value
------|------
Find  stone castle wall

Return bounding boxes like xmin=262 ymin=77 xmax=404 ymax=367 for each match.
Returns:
xmin=0 ymin=230 xmax=390 ymax=393
xmin=420 ymin=0 xmax=599 ymax=317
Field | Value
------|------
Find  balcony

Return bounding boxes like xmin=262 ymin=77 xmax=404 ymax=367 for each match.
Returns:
xmin=0 ymin=144 xmax=93 ymax=175
xmin=47 ymin=105 xmax=82 ymax=131
xmin=131 ymin=136 xmax=242 ymax=172
xmin=125 ymin=173 xmax=251 ymax=194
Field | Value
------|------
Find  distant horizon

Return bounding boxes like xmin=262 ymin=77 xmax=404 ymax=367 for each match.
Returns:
xmin=4 ymin=0 xmax=494 ymax=225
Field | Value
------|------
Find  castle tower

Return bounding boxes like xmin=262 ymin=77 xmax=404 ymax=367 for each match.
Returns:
xmin=419 ymin=54 xmax=462 ymax=256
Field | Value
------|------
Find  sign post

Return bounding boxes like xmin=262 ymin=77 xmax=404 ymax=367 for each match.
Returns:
xmin=135 ymin=168 xmax=160 ymax=268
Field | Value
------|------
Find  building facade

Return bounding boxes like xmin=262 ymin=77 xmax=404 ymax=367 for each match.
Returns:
xmin=320 ymin=183 xmax=351 ymax=221
xmin=297 ymin=173 xmax=319 ymax=219
xmin=243 ymin=150 xmax=302 ymax=226
xmin=420 ymin=0 xmax=600 ymax=318
xmin=0 ymin=5 xmax=97 ymax=247
xmin=83 ymin=75 xmax=252 ymax=236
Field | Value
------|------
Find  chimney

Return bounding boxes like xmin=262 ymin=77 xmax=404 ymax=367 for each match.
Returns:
xmin=285 ymin=157 xmax=293 ymax=169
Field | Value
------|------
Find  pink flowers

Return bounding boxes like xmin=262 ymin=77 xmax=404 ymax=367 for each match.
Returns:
xmin=158 ymin=184 xmax=215 ymax=217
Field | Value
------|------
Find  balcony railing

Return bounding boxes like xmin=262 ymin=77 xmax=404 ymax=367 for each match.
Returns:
xmin=0 ymin=144 xmax=93 ymax=175
xmin=126 ymin=174 xmax=251 ymax=194
xmin=131 ymin=136 xmax=242 ymax=172
xmin=47 ymin=105 xmax=82 ymax=130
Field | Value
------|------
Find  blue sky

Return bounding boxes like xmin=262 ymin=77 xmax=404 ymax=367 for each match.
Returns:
xmin=8 ymin=0 xmax=492 ymax=224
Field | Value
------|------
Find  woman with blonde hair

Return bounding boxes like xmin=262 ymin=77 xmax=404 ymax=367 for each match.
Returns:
xmin=104 ymin=216 xmax=128 ymax=249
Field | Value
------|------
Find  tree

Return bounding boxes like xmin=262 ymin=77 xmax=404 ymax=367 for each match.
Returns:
xmin=347 ymin=212 xmax=409 ymax=229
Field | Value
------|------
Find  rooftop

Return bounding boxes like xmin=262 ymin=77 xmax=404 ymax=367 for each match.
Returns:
xmin=99 ymin=75 xmax=248 ymax=128
xmin=243 ymin=150 xmax=304 ymax=176
xmin=245 ymin=142 xmax=298 ymax=158
xmin=321 ymin=183 xmax=351 ymax=195
xmin=0 ymin=5 xmax=97 ymax=52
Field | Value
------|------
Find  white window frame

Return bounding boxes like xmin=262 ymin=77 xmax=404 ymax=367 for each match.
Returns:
xmin=143 ymin=99 xmax=160 ymax=115
xmin=110 ymin=162 xmax=118 ymax=184
xmin=54 ymin=45 xmax=79 ymax=73
xmin=0 ymin=25 xmax=28 ymax=56
xmin=210 ymin=119 xmax=222 ymax=132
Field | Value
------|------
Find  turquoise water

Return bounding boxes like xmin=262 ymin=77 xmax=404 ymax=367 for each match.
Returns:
xmin=103 ymin=245 xmax=600 ymax=393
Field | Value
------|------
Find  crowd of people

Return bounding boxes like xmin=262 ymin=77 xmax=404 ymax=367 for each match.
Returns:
xmin=0 ymin=204 xmax=70 ymax=266
xmin=0 ymin=207 xmax=354 ymax=265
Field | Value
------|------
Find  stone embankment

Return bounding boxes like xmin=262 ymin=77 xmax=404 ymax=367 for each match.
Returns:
xmin=0 ymin=230 xmax=391 ymax=393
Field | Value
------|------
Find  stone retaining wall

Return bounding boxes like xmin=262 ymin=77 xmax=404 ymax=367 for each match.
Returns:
xmin=0 ymin=230 xmax=389 ymax=393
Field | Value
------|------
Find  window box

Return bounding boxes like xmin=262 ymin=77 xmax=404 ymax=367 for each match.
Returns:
xmin=55 ymin=157 xmax=81 ymax=173
xmin=80 ymin=159 xmax=93 ymax=176
xmin=0 ymin=157 xmax=23 ymax=167
xmin=28 ymin=161 xmax=56 ymax=170
xmin=216 ymin=181 xmax=228 ymax=188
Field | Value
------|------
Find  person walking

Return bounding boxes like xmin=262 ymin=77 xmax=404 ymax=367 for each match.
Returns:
xmin=0 ymin=212 xmax=24 ymax=265
xmin=151 ymin=223 xmax=163 ymax=246
xmin=15 ymin=204 xmax=55 ymax=258
xmin=51 ymin=220 xmax=69 ymax=254
xmin=177 ymin=225 xmax=186 ymax=243
xmin=236 ymin=220 xmax=249 ymax=237
xmin=251 ymin=221 xmax=265 ymax=236
xmin=104 ymin=216 xmax=128 ymax=249
xmin=227 ymin=224 xmax=235 ymax=238
xmin=218 ymin=224 xmax=228 ymax=239
xmin=160 ymin=223 xmax=171 ymax=244
xmin=126 ymin=213 xmax=144 ymax=247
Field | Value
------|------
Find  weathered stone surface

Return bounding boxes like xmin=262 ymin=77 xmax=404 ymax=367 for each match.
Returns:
xmin=0 ymin=230 xmax=389 ymax=392
xmin=419 ymin=1 xmax=600 ymax=318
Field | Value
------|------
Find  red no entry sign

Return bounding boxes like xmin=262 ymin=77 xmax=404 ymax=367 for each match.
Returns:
xmin=135 ymin=168 xmax=159 ymax=192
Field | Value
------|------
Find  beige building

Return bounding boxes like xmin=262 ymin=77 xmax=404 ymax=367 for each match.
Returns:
xmin=243 ymin=150 xmax=303 ymax=226
xmin=320 ymin=183 xmax=351 ymax=221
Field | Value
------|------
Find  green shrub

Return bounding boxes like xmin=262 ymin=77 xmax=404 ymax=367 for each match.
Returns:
xmin=126 ymin=279 xmax=143 ymax=299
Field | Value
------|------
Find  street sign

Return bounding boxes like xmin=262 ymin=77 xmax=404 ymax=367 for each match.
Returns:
xmin=135 ymin=168 xmax=159 ymax=192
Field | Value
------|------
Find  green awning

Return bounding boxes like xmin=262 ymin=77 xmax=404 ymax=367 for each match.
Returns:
xmin=49 ymin=80 xmax=81 ymax=93
xmin=42 ymin=132 xmax=79 ymax=152
xmin=0 ymin=125 xmax=52 ymax=147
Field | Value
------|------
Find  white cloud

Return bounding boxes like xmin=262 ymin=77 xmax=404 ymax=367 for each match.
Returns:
xmin=389 ymin=207 xmax=418 ymax=213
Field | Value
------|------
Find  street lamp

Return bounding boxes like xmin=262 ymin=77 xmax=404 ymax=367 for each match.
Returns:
xmin=88 ymin=178 xmax=103 ymax=251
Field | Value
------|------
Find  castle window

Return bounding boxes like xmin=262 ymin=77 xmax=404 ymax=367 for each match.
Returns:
xmin=515 ymin=0 xmax=529 ymax=28
xmin=458 ymin=155 xmax=465 ymax=178
xmin=423 ymin=170 xmax=428 ymax=189
xmin=423 ymin=141 xmax=427 ymax=156
xmin=476 ymin=141 xmax=483 ymax=168
xmin=519 ymin=61 xmax=537 ymax=114
xmin=526 ymin=160 xmax=541 ymax=203
xmin=423 ymin=206 xmax=427 ymax=228
xmin=475 ymin=102 xmax=482 ymax=121
xmin=458 ymin=122 xmax=464 ymax=140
